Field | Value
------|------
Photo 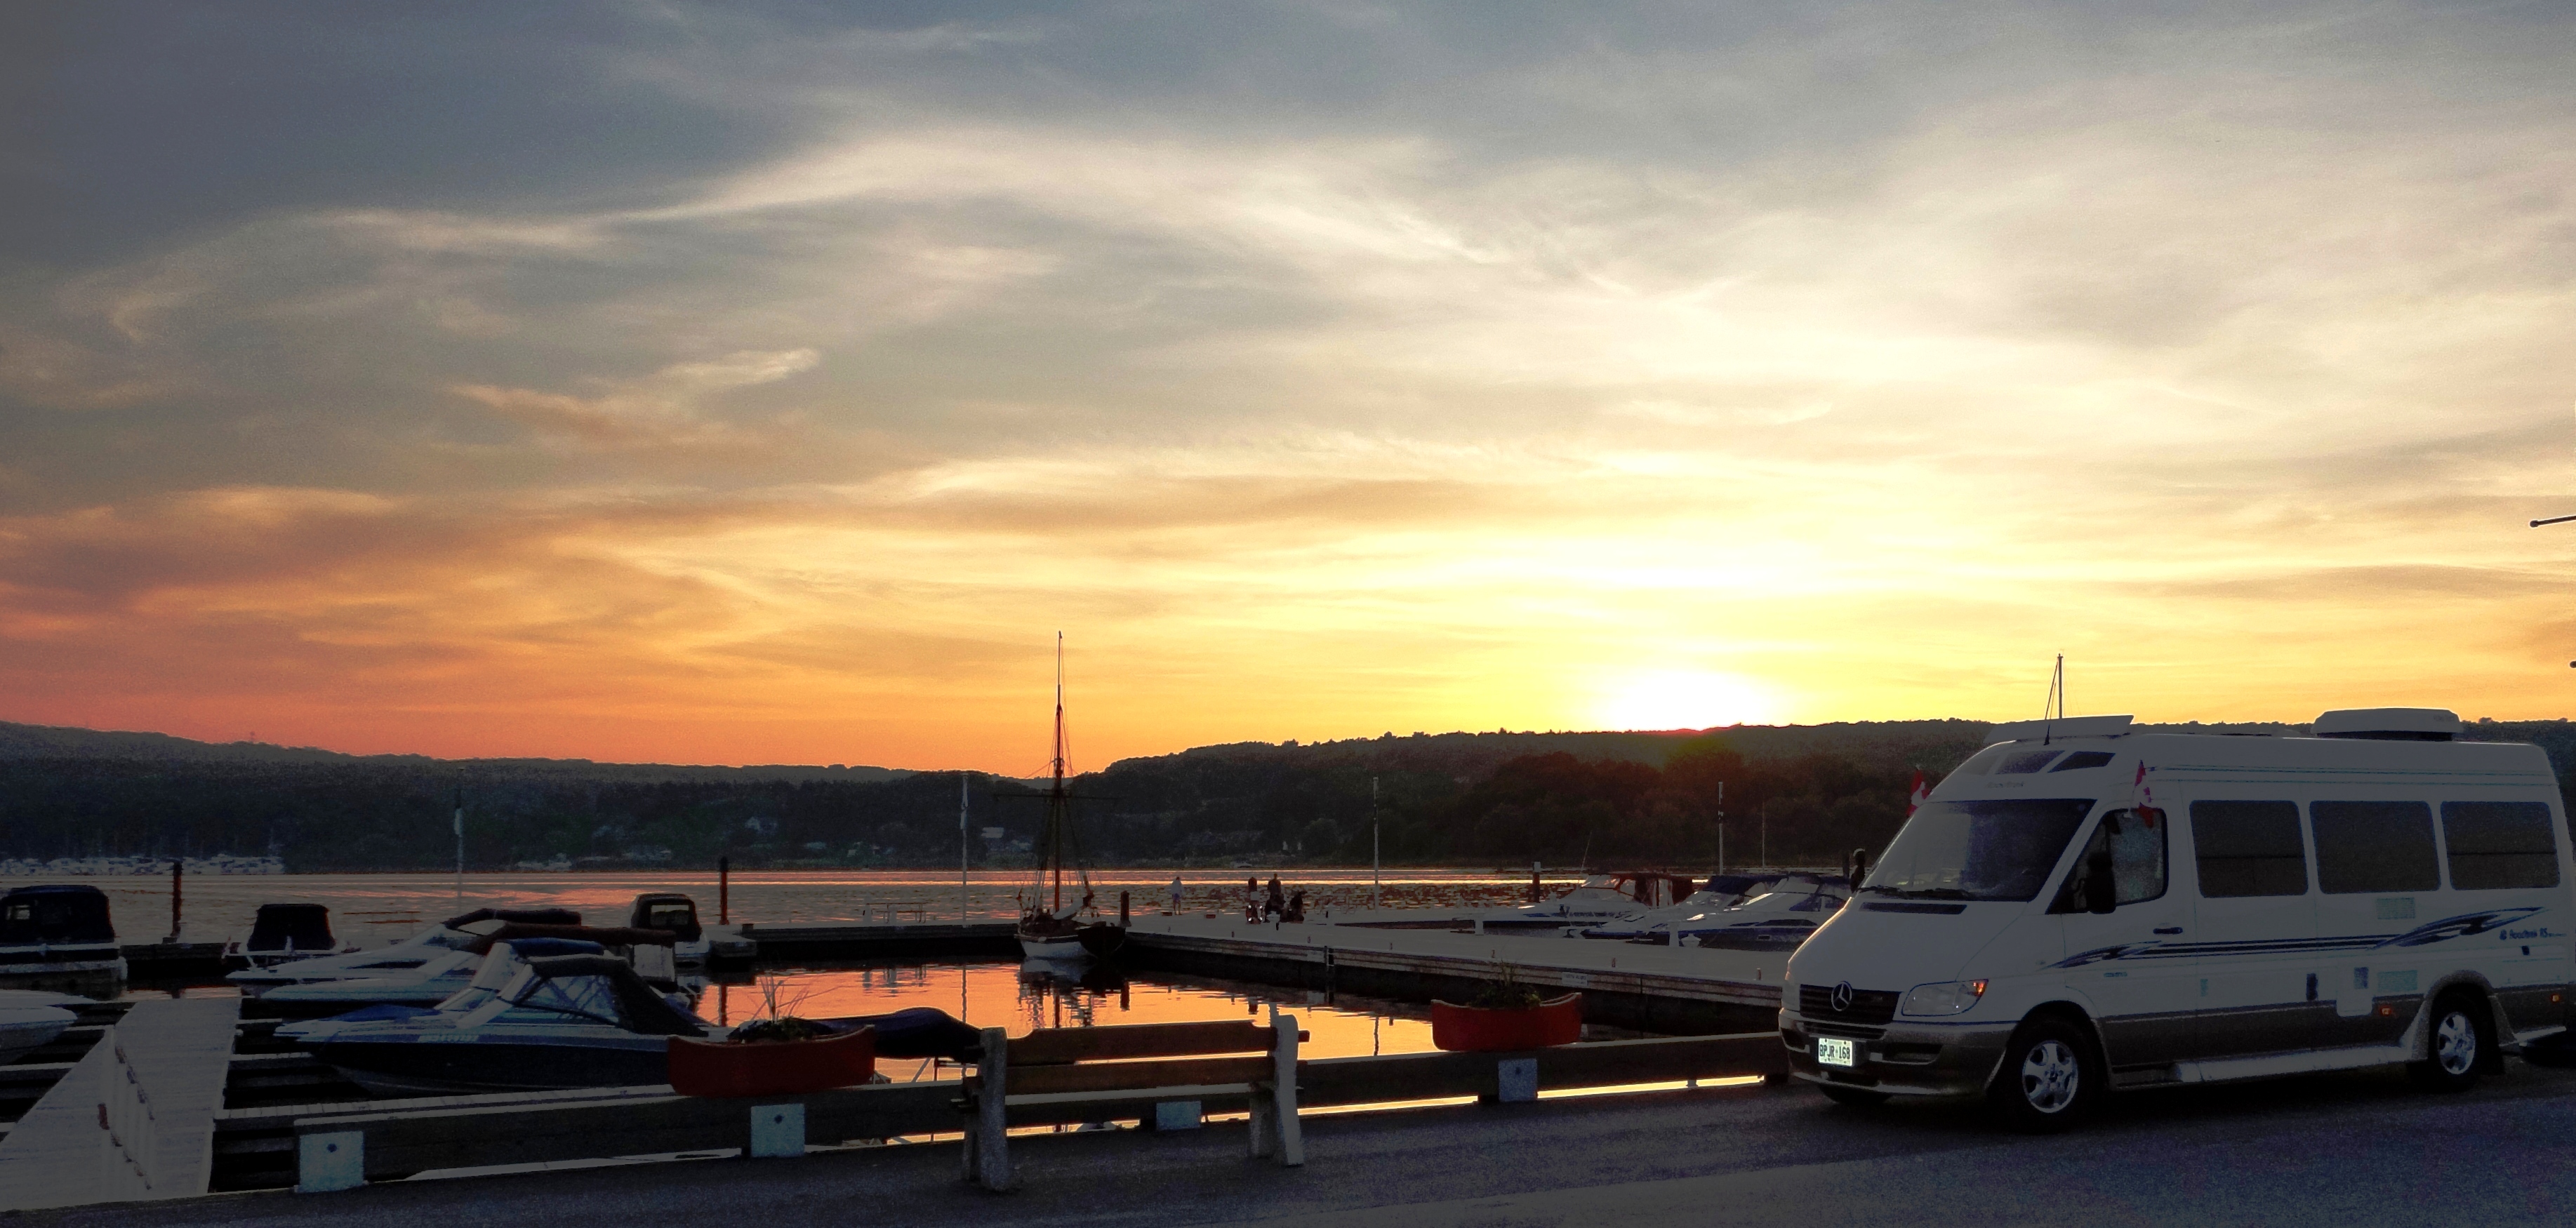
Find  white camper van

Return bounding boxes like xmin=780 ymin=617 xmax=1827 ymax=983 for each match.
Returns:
xmin=1780 ymin=709 xmax=2575 ymax=1130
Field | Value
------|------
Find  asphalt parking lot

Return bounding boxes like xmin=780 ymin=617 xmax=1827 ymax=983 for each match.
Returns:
xmin=22 ymin=1062 xmax=2576 ymax=1227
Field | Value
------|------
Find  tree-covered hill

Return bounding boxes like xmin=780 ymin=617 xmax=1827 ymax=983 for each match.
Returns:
xmin=0 ymin=716 xmax=2568 ymax=872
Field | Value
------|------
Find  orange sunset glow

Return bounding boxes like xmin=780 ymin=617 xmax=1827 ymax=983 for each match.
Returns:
xmin=7 ymin=6 xmax=2576 ymax=772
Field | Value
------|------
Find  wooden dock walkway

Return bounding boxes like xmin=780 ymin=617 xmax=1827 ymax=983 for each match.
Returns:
xmin=1121 ymin=914 xmax=1786 ymax=1034
xmin=0 ymin=996 xmax=241 ymax=1210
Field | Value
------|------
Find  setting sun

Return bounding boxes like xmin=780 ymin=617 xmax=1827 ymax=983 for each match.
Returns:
xmin=1591 ymin=672 xmax=1784 ymax=732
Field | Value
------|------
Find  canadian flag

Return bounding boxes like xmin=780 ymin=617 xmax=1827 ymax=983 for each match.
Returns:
xmin=1907 ymin=770 xmax=1932 ymax=816
xmin=2130 ymin=761 xmax=2158 ymax=825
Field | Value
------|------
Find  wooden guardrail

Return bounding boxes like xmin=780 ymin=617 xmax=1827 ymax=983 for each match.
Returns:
xmin=274 ymin=1030 xmax=1785 ymax=1193
xmin=963 ymin=1017 xmax=1306 ymax=1190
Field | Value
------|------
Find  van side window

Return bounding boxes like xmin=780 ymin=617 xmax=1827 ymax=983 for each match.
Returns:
xmin=2047 ymin=808 xmax=2168 ymax=912
xmin=2441 ymin=801 xmax=2561 ymax=890
xmin=2310 ymin=801 xmax=2440 ymax=893
xmin=2191 ymin=801 xmax=2307 ymax=897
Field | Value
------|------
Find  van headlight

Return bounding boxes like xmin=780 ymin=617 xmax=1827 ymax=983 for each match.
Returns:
xmin=1899 ymin=980 xmax=1988 ymax=1017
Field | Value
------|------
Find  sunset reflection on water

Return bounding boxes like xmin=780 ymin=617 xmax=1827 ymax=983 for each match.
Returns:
xmin=711 ymin=959 xmax=1436 ymax=1081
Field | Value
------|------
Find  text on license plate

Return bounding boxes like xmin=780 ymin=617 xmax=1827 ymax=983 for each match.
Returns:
xmin=1816 ymin=1036 xmax=1857 ymax=1067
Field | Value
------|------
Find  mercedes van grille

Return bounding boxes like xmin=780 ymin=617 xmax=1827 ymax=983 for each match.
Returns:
xmin=1798 ymin=985 xmax=1899 ymax=1025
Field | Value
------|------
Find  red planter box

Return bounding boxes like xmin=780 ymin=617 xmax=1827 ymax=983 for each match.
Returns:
xmin=1430 ymin=992 xmax=1584 ymax=1052
xmin=668 ymin=1027 xmax=877 ymax=1098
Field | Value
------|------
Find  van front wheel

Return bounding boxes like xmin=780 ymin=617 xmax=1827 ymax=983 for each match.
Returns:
xmin=2407 ymin=994 xmax=2490 ymax=1093
xmin=1989 ymin=1017 xmax=2099 ymax=1132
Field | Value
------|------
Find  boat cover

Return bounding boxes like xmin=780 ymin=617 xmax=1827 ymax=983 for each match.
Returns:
xmin=441 ymin=907 xmax=581 ymax=930
xmin=511 ymin=955 xmax=705 ymax=1036
xmin=0 ymin=886 xmax=116 ymax=945
xmin=248 ymin=904 xmax=336 ymax=952
xmin=628 ymin=894 xmax=703 ymax=942
xmin=808 ymin=1007 xmax=982 ymax=1061
xmin=465 ymin=923 xmax=673 ymax=953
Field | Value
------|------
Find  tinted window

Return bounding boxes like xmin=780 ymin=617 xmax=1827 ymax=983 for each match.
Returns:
xmin=2052 ymin=807 xmax=2168 ymax=910
xmin=2193 ymin=801 xmax=2308 ymax=897
xmin=1994 ymin=749 xmax=2064 ymax=775
xmin=2311 ymin=801 xmax=2439 ymax=893
xmin=1866 ymin=797 xmax=2096 ymax=902
xmin=2442 ymin=801 xmax=2562 ymax=890
xmin=2050 ymin=751 xmax=2117 ymax=772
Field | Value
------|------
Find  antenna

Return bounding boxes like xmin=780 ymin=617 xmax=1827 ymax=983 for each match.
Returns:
xmin=2042 ymin=655 xmax=2065 ymax=745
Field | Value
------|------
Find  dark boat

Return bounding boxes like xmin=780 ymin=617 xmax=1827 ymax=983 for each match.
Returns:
xmin=225 ymin=903 xmax=357 ymax=969
xmin=288 ymin=954 xmax=711 ymax=1095
xmin=0 ymin=885 xmax=126 ymax=985
xmin=627 ymin=893 xmax=710 ymax=964
xmin=1075 ymin=921 xmax=1127 ymax=959
xmin=290 ymin=951 xmax=983 ymax=1095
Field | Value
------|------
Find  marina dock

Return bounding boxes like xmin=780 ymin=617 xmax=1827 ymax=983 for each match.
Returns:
xmin=1120 ymin=914 xmax=1786 ymax=1034
xmin=0 ymin=997 xmax=239 ymax=1210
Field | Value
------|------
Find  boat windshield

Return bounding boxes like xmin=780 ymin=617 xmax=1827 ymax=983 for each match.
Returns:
xmin=1864 ymin=797 xmax=2097 ymax=902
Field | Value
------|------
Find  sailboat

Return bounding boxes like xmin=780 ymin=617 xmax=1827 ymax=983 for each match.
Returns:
xmin=1016 ymin=634 xmax=1093 ymax=962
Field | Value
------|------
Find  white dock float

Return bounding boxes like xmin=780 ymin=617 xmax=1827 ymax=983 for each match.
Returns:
xmin=0 ymin=997 xmax=241 ymax=1211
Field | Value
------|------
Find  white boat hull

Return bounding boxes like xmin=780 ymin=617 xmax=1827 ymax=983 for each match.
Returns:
xmin=1018 ymin=934 xmax=1087 ymax=961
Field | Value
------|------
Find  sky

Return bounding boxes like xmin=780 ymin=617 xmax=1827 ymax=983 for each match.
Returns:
xmin=4 ymin=1 xmax=2576 ymax=773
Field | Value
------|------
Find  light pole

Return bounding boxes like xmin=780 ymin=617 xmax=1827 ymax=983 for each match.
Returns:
xmin=1369 ymin=777 xmax=1381 ymax=911
xmin=2538 ymin=514 xmax=2576 ymax=665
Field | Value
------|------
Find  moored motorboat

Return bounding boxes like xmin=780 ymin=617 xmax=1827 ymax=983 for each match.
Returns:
xmin=250 ymin=921 xmax=675 ymax=1017
xmin=1454 ymin=872 xmax=1699 ymax=933
xmin=627 ymin=893 xmax=711 ymax=965
xmin=0 ymin=989 xmax=83 ymax=1065
xmin=290 ymin=952 xmax=983 ymax=1096
xmin=287 ymin=954 xmax=712 ymax=1095
xmin=224 ymin=903 xmax=361 ymax=969
xmin=0 ymin=885 xmax=127 ymax=990
xmin=1580 ymin=872 xmax=1802 ymax=940
xmin=227 ymin=907 xmax=580 ymax=999
xmin=1645 ymin=876 xmax=1852 ymax=949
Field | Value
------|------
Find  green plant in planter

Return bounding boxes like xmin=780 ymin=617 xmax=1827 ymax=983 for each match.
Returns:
xmin=1467 ymin=959 xmax=1545 ymax=1010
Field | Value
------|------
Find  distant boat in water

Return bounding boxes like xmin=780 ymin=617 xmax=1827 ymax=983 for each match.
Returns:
xmin=1016 ymin=634 xmax=1093 ymax=962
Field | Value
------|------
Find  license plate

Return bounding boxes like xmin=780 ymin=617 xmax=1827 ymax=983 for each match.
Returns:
xmin=1816 ymin=1036 xmax=1857 ymax=1067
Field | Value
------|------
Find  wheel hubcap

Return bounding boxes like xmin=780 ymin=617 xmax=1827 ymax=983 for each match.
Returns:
xmin=2436 ymin=1010 xmax=2478 ymax=1076
xmin=2019 ymin=1039 xmax=2080 ymax=1113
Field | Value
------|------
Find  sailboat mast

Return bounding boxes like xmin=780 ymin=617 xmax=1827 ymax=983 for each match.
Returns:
xmin=1051 ymin=631 xmax=1065 ymax=912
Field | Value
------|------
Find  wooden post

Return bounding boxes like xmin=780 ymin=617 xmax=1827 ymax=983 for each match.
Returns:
xmin=1119 ymin=890 xmax=1130 ymax=928
xmin=1272 ymin=1012 xmax=1303 ymax=1166
xmin=973 ymin=1027 xmax=1011 ymax=1191
xmin=718 ymin=857 xmax=730 ymax=924
xmin=166 ymin=860 xmax=182 ymax=943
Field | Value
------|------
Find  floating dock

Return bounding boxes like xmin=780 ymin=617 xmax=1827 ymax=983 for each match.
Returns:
xmin=0 ymin=996 xmax=240 ymax=1210
xmin=1117 ymin=914 xmax=1786 ymax=1034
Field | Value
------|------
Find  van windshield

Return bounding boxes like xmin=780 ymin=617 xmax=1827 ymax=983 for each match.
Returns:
xmin=1864 ymin=798 xmax=2097 ymax=902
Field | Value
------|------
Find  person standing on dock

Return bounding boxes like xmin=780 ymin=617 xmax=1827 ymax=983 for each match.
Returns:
xmin=1167 ymin=875 xmax=1184 ymax=915
xmin=1265 ymin=876 xmax=1285 ymax=921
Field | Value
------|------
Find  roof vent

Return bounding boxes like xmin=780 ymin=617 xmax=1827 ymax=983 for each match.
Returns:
xmin=2313 ymin=708 xmax=2459 ymax=742
xmin=1984 ymin=714 xmax=2135 ymax=744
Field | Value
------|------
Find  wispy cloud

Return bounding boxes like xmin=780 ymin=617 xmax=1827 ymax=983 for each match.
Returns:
xmin=5 ymin=1 xmax=2576 ymax=763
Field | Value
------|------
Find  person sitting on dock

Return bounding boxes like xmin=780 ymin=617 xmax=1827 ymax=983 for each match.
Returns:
xmin=1284 ymin=889 xmax=1306 ymax=923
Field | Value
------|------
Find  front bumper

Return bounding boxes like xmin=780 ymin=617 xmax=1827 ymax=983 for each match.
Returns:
xmin=1779 ymin=1008 xmax=2014 ymax=1099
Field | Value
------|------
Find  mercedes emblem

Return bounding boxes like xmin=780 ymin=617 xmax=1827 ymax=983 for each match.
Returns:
xmin=1830 ymin=981 xmax=1854 ymax=1013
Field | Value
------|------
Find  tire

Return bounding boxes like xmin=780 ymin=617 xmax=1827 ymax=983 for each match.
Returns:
xmin=2407 ymin=993 xmax=2491 ymax=1093
xmin=1817 ymin=1084 xmax=1889 ymax=1107
xmin=1988 ymin=1016 xmax=2101 ymax=1132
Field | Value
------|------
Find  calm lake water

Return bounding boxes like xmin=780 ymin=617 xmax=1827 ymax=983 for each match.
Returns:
xmin=59 ymin=868 xmax=1583 ymax=946
xmin=720 ymin=959 xmax=1443 ymax=1081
